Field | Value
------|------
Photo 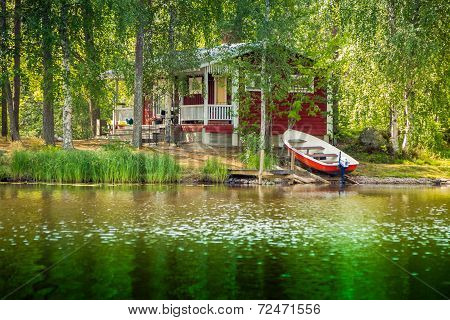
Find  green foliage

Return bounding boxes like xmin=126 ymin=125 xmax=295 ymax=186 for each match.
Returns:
xmin=2 ymin=0 xmax=448 ymax=155
xmin=10 ymin=148 xmax=180 ymax=184
xmin=101 ymin=140 xmax=133 ymax=152
xmin=201 ymin=157 xmax=228 ymax=183
xmin=0 ymin=151 xmax=11 ymax=181
xmin=239 ymin=132 xmax=277 ymax=170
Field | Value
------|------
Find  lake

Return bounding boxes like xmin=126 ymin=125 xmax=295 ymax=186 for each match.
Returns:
xmin=0 ymin=184 xmax=448 ymax=299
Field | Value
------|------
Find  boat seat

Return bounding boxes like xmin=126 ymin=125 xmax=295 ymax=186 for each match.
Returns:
xmin=312 ymin=153 xmax=338 ymax=158
xmin=288 ymin=139 xmax=306 ymax=144
xmin=320 ymin=160 xmax=338 ymax=164
xmin=297 ymin=146 xmax=325 ymax=151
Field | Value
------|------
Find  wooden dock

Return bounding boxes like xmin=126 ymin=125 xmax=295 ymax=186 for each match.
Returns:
xmin=228 ymin=166 xmax=358 ymax=185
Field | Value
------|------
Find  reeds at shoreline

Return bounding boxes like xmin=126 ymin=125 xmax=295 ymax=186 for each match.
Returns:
xmin=10 ymin=148 xmax=181 ymax=184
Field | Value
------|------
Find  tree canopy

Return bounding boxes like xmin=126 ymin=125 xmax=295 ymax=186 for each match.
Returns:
xmin=0 ymin=0 xmax=448 ymax=153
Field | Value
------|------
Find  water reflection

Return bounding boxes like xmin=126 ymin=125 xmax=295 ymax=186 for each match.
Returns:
xmin=0 ymin=184 xmax=448 ymax=299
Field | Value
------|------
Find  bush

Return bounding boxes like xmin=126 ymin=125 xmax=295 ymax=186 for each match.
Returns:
xmin=201 ymin=157 xmax=228 ymax=183
xmin=358 ymin=128 xmax=386 ymax=153
xmin=10 ymin=148 xmax=180 ymax=184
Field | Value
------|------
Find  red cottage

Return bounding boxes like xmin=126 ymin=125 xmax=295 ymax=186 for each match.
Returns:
xmin=114 ymin=43 xmax=333 ymax=147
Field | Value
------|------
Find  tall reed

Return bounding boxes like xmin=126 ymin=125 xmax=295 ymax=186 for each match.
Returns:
xmin=201 ymin=157 xmax=229 ymax=183
xmin=10 ymin=148 xmax=180 ymax=184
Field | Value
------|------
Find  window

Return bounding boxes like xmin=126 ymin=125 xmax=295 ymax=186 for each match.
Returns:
xmin=215 ymin=76 xmax=227 ymax=105
xmin=189 ymin=77 xmax=203 ymax=95
xmin=290 ymin=74 xmax=314 ymax=93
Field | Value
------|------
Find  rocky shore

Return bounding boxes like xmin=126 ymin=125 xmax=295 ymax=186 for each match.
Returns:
xmin=352 ymin=176 xmax=449 ymax=185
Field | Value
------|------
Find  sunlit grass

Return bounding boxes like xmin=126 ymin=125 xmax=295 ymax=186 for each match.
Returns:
xmin=353 ymin=162 xmax=450 ymax=179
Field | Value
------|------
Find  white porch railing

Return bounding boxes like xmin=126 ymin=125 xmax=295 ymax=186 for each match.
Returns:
xmin=209 ymin=105 xmax=232 ymax=121
xmin=180 ymin=105 xmax=204 ymax=121
xmin=180 ymin=105 xmax=233 ymax=122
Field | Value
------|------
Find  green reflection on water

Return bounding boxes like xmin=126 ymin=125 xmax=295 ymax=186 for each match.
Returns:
xmin=0 ymin=184 xmax=448 ymax=299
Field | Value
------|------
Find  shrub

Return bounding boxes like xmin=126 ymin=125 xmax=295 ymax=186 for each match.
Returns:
xmin=201 ymin=157 xmax=228 ymax=183
xmin=358 ymin=128 xmax=387 ymax=153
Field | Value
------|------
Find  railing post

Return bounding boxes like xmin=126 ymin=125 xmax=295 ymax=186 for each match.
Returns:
xmin=232 ymin=68 xmax=239 ymax=146
xmin=203 ymin=68 xmax=208 ymax=125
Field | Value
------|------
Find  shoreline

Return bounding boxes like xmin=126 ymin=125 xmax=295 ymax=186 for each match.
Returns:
xmin=1 ymin=175 xmax=449 ymax=187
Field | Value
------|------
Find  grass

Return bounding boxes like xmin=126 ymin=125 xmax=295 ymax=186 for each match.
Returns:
xmin=354 ymin=161 xmax=450 ymax=179
xmin=201 ymin=157 xmax=229 ymax=183
xmin=9 ymin=148 xmax=181 ymax=184
xmin=339 ymin=141 xmax=450 ymax=179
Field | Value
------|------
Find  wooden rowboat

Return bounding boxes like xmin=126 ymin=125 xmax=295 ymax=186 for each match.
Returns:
xmin=282 ymin=129 xmax=358 ymax=175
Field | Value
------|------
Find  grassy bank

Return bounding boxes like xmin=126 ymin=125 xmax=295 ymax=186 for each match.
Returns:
xmin=342 ymin=149 xmax=450 ymax=179
xmin=7 ymin=148 xmax=180 ymax=183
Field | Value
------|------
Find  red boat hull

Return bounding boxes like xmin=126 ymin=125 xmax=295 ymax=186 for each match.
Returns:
xmin=287 ymin=146 xmax=358 ymax=175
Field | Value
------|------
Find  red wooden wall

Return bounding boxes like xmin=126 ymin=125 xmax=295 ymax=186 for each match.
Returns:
xmin=241 ymin=87 xmax=327 ymax=136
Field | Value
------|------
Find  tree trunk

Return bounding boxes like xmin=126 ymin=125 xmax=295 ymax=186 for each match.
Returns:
xmin=1 ymin=0 xmax=19 ymax=141
xmin=3 ymin=78 xmax=19 ymax=140
xmin=258 ymin=49 xmax=267 ymax=184
xmin=401 ymin=89 xmax=413 ymax=151
xmin=165 ymin=2 xmax=175 ymax=143
xmin=59 ymin=0 xmax=73 ymax=149
xmin=1 ymin=85 xmax=6 ymax=137
xmin=389 ymin=106 xmax=399 ymax=154
xmin=258 ymin=0 xmax=270 ymax=185
xmin=42 ymin=0 xmax=55 ymax=145
xmin=81 ymin=0 xmax=100 ymax=137
xmin=132 ymin=18 xmax=144 ymax=148
xmin=13 ymin=0 xmax=20 ymax=132
xmin=258 ymin=44 xmax=266 ymax=185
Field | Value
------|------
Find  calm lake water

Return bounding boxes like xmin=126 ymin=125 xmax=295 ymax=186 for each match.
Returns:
xmin=0 ymin=184 xmax=448 ymax=299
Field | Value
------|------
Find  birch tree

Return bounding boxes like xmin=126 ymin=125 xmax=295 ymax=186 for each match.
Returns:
xmin=59 ymin=0 xmax=73 ymax=149
xmin=132 ymin=0 xmax=145 ymax=148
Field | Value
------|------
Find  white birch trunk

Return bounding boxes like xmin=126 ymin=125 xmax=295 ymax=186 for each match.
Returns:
xmin=132 ymin=21 xmax=144 ymax=148
xmin=61 ymin=42 xmax=73 ymax=149
xmin=401 ymin=102 xmax=410 ymax=151
xmin=258 ymin=0 xmax=270 ymax=185
xmin=390 ymin=106 xmax=399 ymax=154
xmin=258 ymin=46 xmax=266 ymax=184
xmin=60 ymin=1 xmax=73 ymax=149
